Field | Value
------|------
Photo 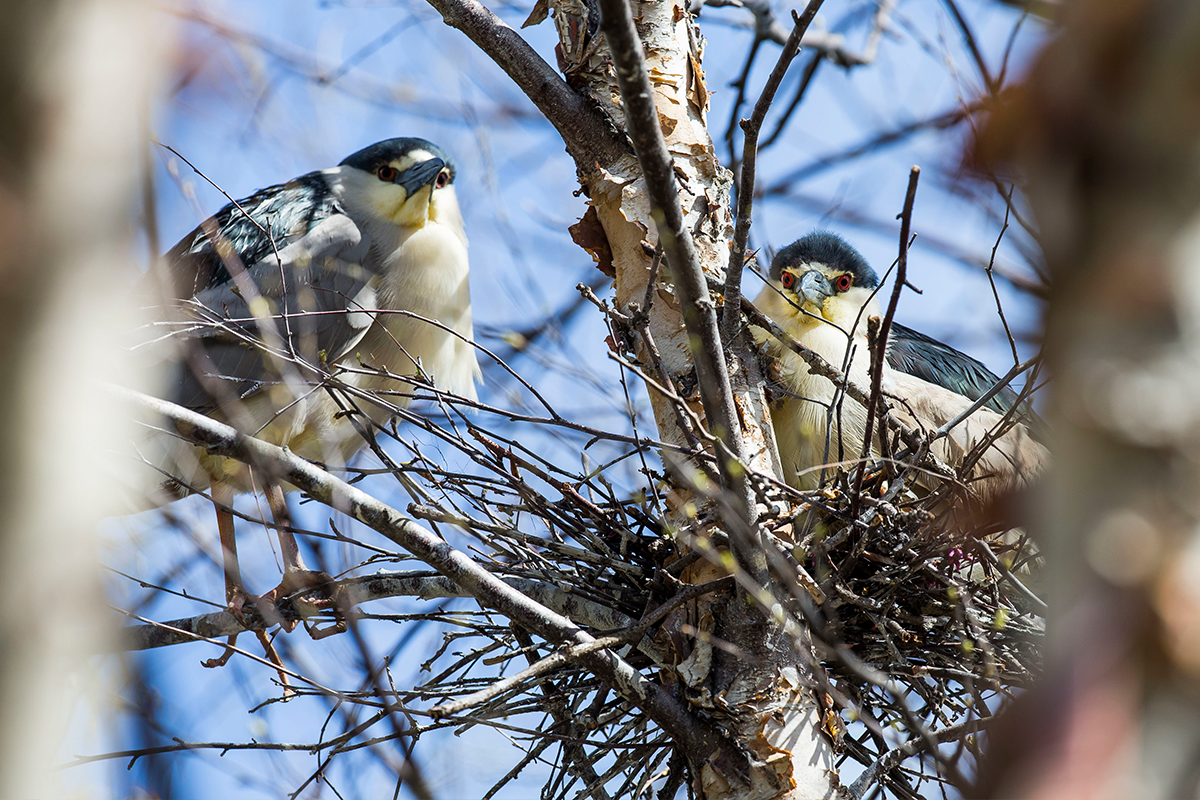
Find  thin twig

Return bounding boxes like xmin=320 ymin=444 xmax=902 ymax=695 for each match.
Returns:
xmin=942 ymin=0 xmax=997 ymax=93
xmin=709 ymin=0 xmax=895 ymax=66
xmin=119 ymin=571 xmax=636 ymax=652
xmin=852 ymin=166 xmax=920 ymax=517
xmin=722 ymin=0 xmax=825 ymax=346
xmin=988 ymin=185 xmax=1022 ymax=365
xmin=759 ymin=52 xmax=823 ymax=150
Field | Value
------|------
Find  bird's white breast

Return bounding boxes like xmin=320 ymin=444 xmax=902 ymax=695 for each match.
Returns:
xmin=753 ymin=289 xmax=878 ymax=489
xmin=778 ymin=325 xmax=875 ymax=488
xmin=356 ymin=218 xmax=481 ymax=404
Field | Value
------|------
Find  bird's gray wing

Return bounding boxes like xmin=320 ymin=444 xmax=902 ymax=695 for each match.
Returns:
xmin=887 ymin=322 xmax=1046 ymax=440
xmin=886 ymin=370 xmax=1048 ymax=504
xmin=162 ymin=172 xmax=341 ymax=297
xmin=167 ymin=214 xmax=379 ymax=411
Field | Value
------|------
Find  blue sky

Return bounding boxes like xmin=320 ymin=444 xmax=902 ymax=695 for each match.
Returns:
xmin=77 ymin=1 xmax=1052 ymax=796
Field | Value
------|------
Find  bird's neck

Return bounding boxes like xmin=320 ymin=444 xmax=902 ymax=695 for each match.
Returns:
xmin=756 ymin=288 xmax=882 ymax=398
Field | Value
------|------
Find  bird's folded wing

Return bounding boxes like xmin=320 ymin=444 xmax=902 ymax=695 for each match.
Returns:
xmin=165 ymin=214 xmax=380 ymax=410
xmin=885 ymin=370 xmax=1048 ymax=503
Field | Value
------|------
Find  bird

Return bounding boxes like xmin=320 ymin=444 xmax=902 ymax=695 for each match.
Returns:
xmin=750 ymin=231 xmax=1045 ymax=504
xmin=140 ymin=137 xmax=481 ymax=643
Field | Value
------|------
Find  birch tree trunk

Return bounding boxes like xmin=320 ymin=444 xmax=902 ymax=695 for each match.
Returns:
xmin=547 ymin=1 xmax=842 ymax=796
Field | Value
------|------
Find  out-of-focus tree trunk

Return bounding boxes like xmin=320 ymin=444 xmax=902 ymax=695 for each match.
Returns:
xmin=974 ymin=1 xmax=1200 ymax=796
xmin=0 ymin=1 xmax=164 ymax=795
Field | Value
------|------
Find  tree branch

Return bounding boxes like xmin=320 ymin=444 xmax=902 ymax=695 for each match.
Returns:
xmin=425 ymin=0 xmax=628 ymax=169
xmin=853 ymin=166 xmax=919 ymax=511
xmin=118 ymin=388 xmax=729 ymax=763
xmin=120 ymin=571 xmax=635 ymax=651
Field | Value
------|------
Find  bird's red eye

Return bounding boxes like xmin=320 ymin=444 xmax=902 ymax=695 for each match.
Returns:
xmin=377 ymin=165 xmax=397 ymax=182
xmin=780 ymin=272 xmax=795 ymax=289
xmin=835 ymin=274 xmax=853 ymax=292
xmin=435 ymin=169 xmax=450 ymax=189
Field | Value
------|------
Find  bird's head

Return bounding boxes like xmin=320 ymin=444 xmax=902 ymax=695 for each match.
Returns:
xmin=766 ymin=231 xmax=880 ymax=332
xmin=333 ymin=137 xmax=460 ymax=231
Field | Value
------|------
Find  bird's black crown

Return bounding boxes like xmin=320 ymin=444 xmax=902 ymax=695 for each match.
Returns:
xmin=771 ymin=231 xmax=879 ymax=289
xmin=340 ymin=137 xmax=456 ymax=184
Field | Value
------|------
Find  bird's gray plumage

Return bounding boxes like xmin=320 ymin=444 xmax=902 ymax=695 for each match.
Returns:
xmin=772 ymin=231 xmax=1040 ymax=432
xmin=887 ymin=322 xmax=1045 ymax=440
xmin=141 ymin=136 xmax=480 ymax=497
xmin=169 ymin=215 xmax=377 ymax=411
xmin=887 ymin=323 xmax=1017 ymax=414
xmin=754 ymin=230 xmax=1047 ymax=499
xmin=164 ymin=172 xmax=343 ymax=298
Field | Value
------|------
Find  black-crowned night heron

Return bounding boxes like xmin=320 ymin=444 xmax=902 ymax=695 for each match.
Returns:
xmin=751 ymin=231 xmax=1046 ymax=502
xmin=143 ymin=137 xmax=480 ymax=637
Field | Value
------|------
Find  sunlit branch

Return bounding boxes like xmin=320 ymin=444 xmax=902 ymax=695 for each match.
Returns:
xmin=425 ymin=0 xmax=627 ymax=168
xmin=120 ymin=570 xmax=635 ymax=650
xmin=117 ymin=388 xmax=728 ymax=764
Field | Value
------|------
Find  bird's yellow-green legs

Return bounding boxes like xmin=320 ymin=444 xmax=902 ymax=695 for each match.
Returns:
xmin=202 ymin=482 xmax=248 ymax=669
xmin=261 ymin=483 xmax=347 ymax=640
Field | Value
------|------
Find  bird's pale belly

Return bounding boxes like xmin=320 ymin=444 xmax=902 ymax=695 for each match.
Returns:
xmin=769 ymin=325 xmax=873 ymax=489
xmin=353 ymin=310 xmax=478 ymax=404
xmin=162 ymin=383 xmax=371 ymax=496
xmin=774 ymin=388 xmax=871 ymax=489
xmin=352 ymin=222 xmax=479 ymax=403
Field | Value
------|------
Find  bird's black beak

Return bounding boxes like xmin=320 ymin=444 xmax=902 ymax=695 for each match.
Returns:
xmin=395 ymin=157 xmax=446 ymax=196
xmin=798 ymin=269 xmax=833 ymax=308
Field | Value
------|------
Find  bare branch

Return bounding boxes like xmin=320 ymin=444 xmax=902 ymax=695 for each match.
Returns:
xmin=426 ymin=0 xmax=627 ymax=168
xmin=761 ymin=103 xmax=982 ymax=196
xmin=117 ymin=387 xmax=730 ymax=767
xmin=988 ymin=184 xmax=1023 ymax=364
xmin=722 ymin=1 xmax=824 ymax=346
xmin=854 ymin=166 xmax=920 ymax=509
xmin=120 ymin=571 xmax=634 ymax=650
xmin=943 ymin=0 xmax=997 ymax=93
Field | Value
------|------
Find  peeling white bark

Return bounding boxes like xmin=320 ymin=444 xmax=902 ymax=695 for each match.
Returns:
xmin=549 ymin=1 xmax=841 ymax=796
